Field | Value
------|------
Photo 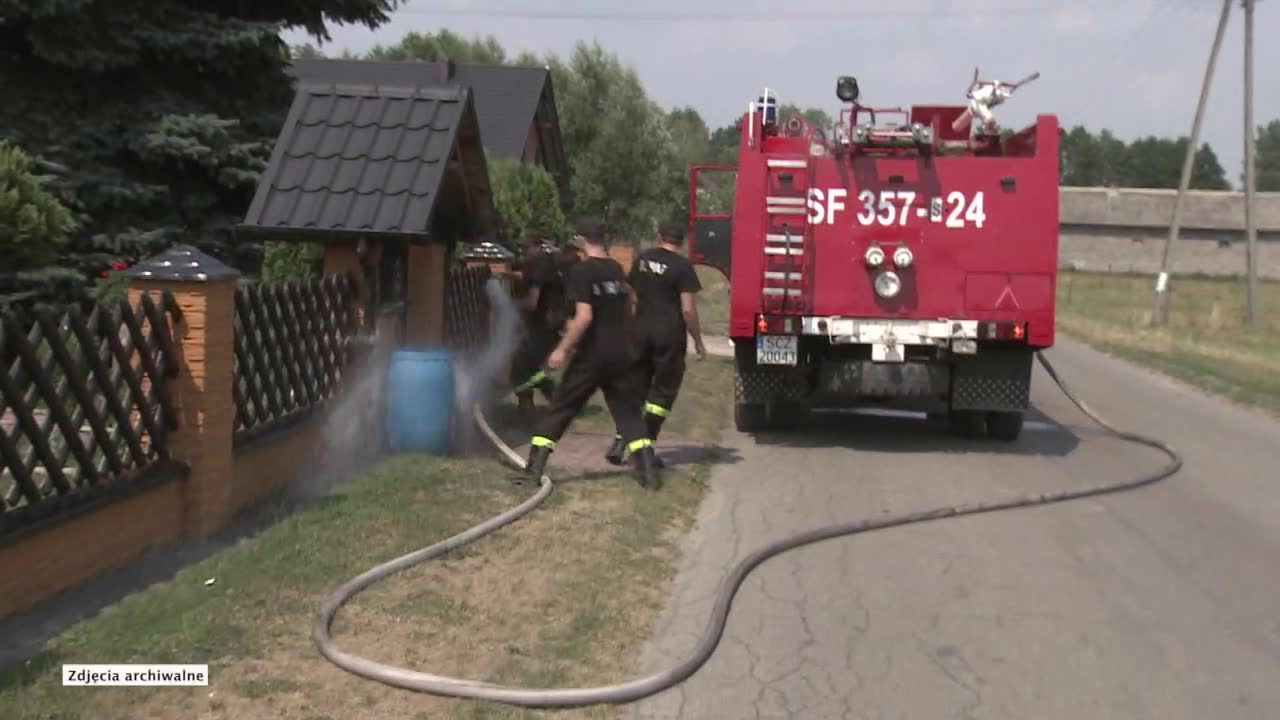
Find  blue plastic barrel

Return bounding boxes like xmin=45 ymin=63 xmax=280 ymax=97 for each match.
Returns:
xmin=385 ymin=348 xmax=455 ymax=454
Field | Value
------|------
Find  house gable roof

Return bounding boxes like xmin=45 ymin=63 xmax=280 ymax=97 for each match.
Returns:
xmin=448 ymin=63 xmax=549 ymax=161
xmin=288 ymin=59 xmax=554 ymax=163
xmin=241 ymin=80 xmax=479 ymax=241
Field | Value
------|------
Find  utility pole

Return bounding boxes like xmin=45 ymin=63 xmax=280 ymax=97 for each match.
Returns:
xmin=1243 ymin=0 xmax=1259 ymax=329
xmin=1152 ymin=0 xmax=1233 ymax=327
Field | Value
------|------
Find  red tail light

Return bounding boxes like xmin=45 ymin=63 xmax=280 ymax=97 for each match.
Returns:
xmin=978 ymin=321 xmax=1028 ymax=342
xmin=757 ymin=316 xmax=769 ymax=333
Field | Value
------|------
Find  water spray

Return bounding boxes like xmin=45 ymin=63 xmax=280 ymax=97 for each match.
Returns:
xmin=313 ymin=347 xmax=1181 ymax=709
xmin=451 ymin=278 xmax=524 ymax=453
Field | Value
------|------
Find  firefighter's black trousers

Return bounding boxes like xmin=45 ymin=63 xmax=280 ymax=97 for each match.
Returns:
xmin=509 ymin=320 xmax=559 ymax=395
xmin=632 ymin=323 xmax=688 ymax=422
xmin=531 ymin=348 xmax=651 ymax=455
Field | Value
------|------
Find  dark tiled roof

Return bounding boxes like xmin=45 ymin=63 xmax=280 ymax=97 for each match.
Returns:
xmin=450 ymin=64 xmax=548 ymax=160
xmin=288 ymin=59 xmax=550 ymax=161
xmin=242 ymin=81 xmax=471 ymax=236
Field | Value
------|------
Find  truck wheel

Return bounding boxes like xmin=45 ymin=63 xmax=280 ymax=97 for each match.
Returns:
xmin=986 ymin=411 xmax=1024 ymax=441
xmin=948 ymin=410 xmax=986 ymax=439
xmin=735 ymin=402 xmax=768 ymax=432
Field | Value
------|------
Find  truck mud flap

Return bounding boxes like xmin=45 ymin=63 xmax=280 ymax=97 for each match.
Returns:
xmin=734 ymin=365 xmax=807 ymax=404
xmin=950 ymin=348 xmax=1034 ymax=412
xmin=733 ymin=342 xmax=807 ymax=404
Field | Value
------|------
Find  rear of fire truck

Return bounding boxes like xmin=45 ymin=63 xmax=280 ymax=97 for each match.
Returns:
xmin=688 ymin=73 xmax=1058 ymax=440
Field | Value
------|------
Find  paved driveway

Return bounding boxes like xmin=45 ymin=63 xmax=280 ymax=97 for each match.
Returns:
xmin=631 ymin=337 xmax=1280 ymax=719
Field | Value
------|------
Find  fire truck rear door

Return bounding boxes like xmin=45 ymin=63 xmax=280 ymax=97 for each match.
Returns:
xmin=688 ymin=164 xmax=736 ymax=278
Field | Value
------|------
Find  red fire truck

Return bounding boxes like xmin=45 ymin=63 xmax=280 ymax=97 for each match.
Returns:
xmin=688 ymin=73 xmax=1058 ymax=440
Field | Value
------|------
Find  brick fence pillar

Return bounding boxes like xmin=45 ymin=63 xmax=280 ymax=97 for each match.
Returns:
xmin=123 ymin=245 xmax=240 ymax=539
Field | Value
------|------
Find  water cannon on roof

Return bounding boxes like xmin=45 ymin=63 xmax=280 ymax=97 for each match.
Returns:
xmin=953 ymin=67 xmax=1041 ymax=139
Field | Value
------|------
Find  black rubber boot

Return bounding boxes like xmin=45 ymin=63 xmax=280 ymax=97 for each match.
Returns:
xmin=604 ymin=434 xmax=626 ymax=466
xmin=514 ymin=444 xmax=551 ymax=486
xmin=632 ymin=446 xmax=661 ymax=490
xmin=516 ymin=391 xmax=536 ymax=425
xmin=537 ymin=376 xmax=557 ymax=403
xmin=645 ymin=413 xmax=667 ymax=469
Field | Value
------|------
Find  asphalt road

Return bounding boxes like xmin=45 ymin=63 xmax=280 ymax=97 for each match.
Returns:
xmin=632 ymin=336 xmax=1280 ymax=719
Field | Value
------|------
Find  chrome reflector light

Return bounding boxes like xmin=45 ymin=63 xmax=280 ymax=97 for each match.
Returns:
xmin=865 ymin=245 xmax=885 ymax=267
xmin=874 ymin=271 xmax=902 ymax=298
xmin=893 ymin=246 xmax=913 ymax=268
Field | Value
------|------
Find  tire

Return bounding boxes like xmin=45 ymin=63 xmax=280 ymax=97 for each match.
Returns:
xmin=948 ymin=410 xmax=986 ymax=438
xmin=986 ymin=411 xmax=1024 ymax=442
xmin=735 ymin=402 xmax=768 ymax=432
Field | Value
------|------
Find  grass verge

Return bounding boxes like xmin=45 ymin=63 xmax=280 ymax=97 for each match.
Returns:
xmin=1 ymin=356 xmax=734 ymax=720
xmin=694 ymin=265 xmax=730 ymax=338
xmin=1057 ymin=271 xmax=1280 ymax=415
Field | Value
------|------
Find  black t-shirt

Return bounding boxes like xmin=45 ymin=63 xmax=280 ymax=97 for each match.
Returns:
xmin=565 ymin=256 xmax=632 ymax=355
xmin=628 ymin=247 xmax=701 ymax=334
xmin=555 ymin=251 xmax=582 ymax=319
xmin=523 ymin=252 xmax=565 ymax=328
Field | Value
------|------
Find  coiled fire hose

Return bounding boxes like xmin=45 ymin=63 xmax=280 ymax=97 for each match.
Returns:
xmin=313 ymin=350 xmax=1183 ymax=709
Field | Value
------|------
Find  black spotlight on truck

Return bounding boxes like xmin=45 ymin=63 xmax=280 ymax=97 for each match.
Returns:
xmin=836 ymin=76 xmax=860 ymax=103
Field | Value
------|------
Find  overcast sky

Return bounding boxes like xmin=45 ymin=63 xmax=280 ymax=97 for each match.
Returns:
xmin=284 ymin=0 xmax=1277 ymax=189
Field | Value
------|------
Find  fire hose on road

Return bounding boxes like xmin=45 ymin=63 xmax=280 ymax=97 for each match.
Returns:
xmin=312 ymin=351 xmax=1183 ymax=709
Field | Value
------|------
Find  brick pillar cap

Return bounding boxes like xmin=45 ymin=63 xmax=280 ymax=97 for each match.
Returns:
xmin=123 ymin=244 xmax=241 ymax=282
xmin=463 ymin=241 xmax=515 ymax=261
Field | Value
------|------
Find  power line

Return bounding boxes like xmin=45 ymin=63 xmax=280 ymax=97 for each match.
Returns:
xmin=1033 ymin=0 xmax=1220 ymax=127
xmin=391 ymin=1 xmax=1132 ymax=23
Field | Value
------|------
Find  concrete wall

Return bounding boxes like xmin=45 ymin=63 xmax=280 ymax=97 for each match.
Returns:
xmin=1059 ymin=188 xmax=1280 ymax=279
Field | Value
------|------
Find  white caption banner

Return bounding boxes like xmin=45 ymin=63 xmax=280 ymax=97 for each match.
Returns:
xmin=63 ymin=664 xmax=210 ymax=686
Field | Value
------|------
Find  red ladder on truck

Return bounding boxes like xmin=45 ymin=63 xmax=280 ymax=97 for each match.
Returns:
xmin=761 ymin=155 xmax=813 ymax=314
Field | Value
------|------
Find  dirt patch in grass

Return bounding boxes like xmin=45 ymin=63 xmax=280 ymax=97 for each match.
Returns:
xmin=1 ymin=359 xmax=734 ymax=720
xmin=1057 ymin=272 xmax=1280 ymax=415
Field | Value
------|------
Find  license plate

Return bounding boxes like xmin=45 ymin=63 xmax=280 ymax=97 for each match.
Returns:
xmin=756 ymin=335 xmax=797 ymax=365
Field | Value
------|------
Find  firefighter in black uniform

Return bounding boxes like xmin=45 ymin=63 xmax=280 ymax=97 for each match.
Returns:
xmin=508 ymin=238 xmax=562 ymax=414
xmin=516 ymin=218 xmax=661 ymax=490
xmin=605 ymin=223 xmax=706 ymax=468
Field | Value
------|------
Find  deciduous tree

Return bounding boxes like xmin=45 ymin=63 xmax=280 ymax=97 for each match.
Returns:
xmin=1251 ymin=119 xmax=1280 ymax=191
xmin=1059 ymin=127 xmax=1227 ymax=189
xmin=489 ymin=159 xmax=566 ymax=243
xmin=367 ymin=29 xmax=507 ymax=64
xmin=544 ymin=41 xmax=682 ymax=243
xmin=1061 ymin=126 xmax=1106 ymax=186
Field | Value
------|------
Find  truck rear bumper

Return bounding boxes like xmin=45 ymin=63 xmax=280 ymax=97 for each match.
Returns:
xmin=752 ymin=315 xmax=1039 ymax=362
xmin=733 ymin=334 xmax=1034 ymax=414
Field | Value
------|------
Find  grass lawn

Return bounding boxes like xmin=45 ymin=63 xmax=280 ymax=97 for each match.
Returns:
xmin=1 ymin=356 xmax=734 ymax=720
xmin=1057 ymin=271 xmax=1280 ymax=415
